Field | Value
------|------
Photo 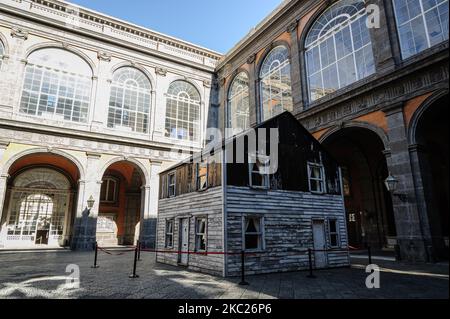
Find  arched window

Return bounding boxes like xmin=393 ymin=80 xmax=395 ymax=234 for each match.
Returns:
xmin=107 ymin=67 xmax=152 ymax=133
xmin=305 ymin=0 xmax=375 ymax=102
xmin=227 ymin=72 xmax=250 ymax=133
xmin=393 ymin=0 xmax=449 ymax=59
xmin=165 ymin=81 xmax=201 ymax=141
xmin=20 ymin=48 xmax=92 ymax=123
xmin=259 ymin=46 xmax=293 ymax=121
xmin=0 ymin=40 xmax=4 ymax=70
xmin=6 ymin=168 xmax=71 ymax=242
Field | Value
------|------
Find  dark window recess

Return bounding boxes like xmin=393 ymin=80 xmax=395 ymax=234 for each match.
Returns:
xmin=165 ymin=220 xmax=174 ymax=248
xmin=244 ymin=216 xmax=262 ymax=250
xmin=197 ymin=162 xmax=208 ymax=190
xmin=195 ymin=218 xmax=207 ymax=251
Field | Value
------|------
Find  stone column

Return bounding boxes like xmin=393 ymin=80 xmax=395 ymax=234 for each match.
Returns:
xmin=287 ymin=20 xmax=304 ymax=113
xmin=90 ymin=51 xmax=111 ymax=132
xmin=409 ymin=144 xmax=447 ymax=260
xmin=152 ymin=68 xmax=169 ymax=141
xmin=365 ymin=0 xmax=396 ymax=74
xmin=0 ymin=141 xmax=10 ymax=228
xmin=0 ymin=173 xmax=10 ymax=247
xmin=383 ymin=103 xmax=432 ymax=261
xmin=71 ymin=153 xmax=102 ymax=250
xmin=247 ymin=54 xmax=258 ymax=127
xmin=140 ymin=160 xmax=162 ymax=248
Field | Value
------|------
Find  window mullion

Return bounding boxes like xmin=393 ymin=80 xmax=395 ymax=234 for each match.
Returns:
xmin=419 ymin=0 xmax=432 ymax=49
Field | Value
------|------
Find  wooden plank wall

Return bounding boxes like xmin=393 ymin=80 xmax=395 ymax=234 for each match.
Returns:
xmin=225 ymin=186 xmax=349 ymax=276
xmin=159 ymin=162 xmax=222 ymax=199
xmin=156 ymin=186 xmax=224 ymax=276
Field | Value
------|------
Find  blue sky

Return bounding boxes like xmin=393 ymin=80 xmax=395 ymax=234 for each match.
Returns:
xmin=69 ymin=0 xmax=283 ymax=53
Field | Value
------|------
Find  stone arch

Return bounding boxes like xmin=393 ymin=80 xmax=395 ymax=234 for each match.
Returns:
xmin=13 ymin=167 xmax=71 ymax=190
xmin=225 ymin=67 xmax=251 ymax=99
xmin=408 ymin=89 xmax=449 ymax=145
xmin=0 ymin=32 xmax=9 ymax=56
xmin=167 ymin=77 xmax=204 ymax=103
xmin=109 ymin=62 xmax=156 ymax=89
xmin=319 ymin=121 xmax=390 ymax=150
xmin=255 ymin=40 xmax=292 ymax=78
xmin=298 ymin=1 xmax=331 ymax=52
xmin=98 ymin=157 xmax=149 ymax=186
xmin=2 ymin=147 xmax=86 ymax=181
xmin=24 ymin=42 xmax=96 ymax=75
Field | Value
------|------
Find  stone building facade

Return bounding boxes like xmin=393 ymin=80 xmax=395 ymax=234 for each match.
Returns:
xmin=0 ymin=0 xmax=220 ymax=250
xmin=0 ymin=0 xmax=448 ymax=263
xmin=214 ymin=0 xmax=449 ymax=262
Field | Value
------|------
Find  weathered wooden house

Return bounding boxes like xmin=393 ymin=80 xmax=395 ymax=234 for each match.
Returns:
xmin=156 ymin=112 xmax=350 ymax=277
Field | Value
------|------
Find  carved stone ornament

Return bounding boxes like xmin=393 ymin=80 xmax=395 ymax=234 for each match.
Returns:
xmin=155 ymin=67 xmax=167 ymax=76
xmin=11 ymin=27 xmax=28 ymax=40
xmin=247 ymin=54 xmax=256 ymax=65
xmin=98 ymin=51 xmax=112 ymax=62
xmin=203 ymin=80 xmax=212 ymax=88
xmin=287 ymin=20 xmax=298 ymax=34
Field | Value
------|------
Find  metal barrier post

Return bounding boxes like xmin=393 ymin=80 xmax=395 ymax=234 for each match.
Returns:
xmin=129 ymin=246 xmax=140 ymax=278
xmin=137 ymin=240 xmax=141 ymax=261
xmin=307 ymin=248 xmax=316 ymax=278
xmin=368 ymin=246 xmax=372 ymax=264
xmin=91 ymin=242 xmax=99 ymax=269
xmin=239 ymin=250 xmax=249 ymax=286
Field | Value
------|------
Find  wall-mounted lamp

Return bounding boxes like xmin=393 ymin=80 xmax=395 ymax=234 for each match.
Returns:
xmin=87 ymin=195 xmax=95 ymax=210
xmin=384 ymin=174 xmax=407 ymax=202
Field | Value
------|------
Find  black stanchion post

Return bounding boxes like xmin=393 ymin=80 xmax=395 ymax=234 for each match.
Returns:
xmin=137 ymin=240 xmax=141 ymax=261
xmin=129 ymin=245 xmax=140 ymax=278
xmin=91 ymin=241 xmax=99 ymax=269
xmin=239 ymin=250 xmax=249 ymax=286
xmin=368 ymin=246 xmax=372 ymax=264
xmin=307 ymin=248 xmax=316 ymax=278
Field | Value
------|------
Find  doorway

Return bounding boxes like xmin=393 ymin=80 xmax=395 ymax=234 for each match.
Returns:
xmin=179 ymin=218 xmax=189 ymax=265
xmin=312 ymin=220 xmax=327 ymax=268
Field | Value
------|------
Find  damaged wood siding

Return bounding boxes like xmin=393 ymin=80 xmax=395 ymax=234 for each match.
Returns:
xmin=156 ymin=187 xmax=224 ymax=276
xmin=225 ymin=186 xmax=349 ymax=276
xmin=225 ymin=113 xmax=341 ymax=194
xmin=159 ymin=162 xmax=222 ymax=199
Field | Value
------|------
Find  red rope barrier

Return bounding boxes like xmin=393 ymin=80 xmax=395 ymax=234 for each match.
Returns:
xmin=139 ymin=246 xmax=355 ymax=256
xmin=140 ymin=248 xmax=258 ymax=256
xmin=98 ymin=246 xmax=136 ymax=256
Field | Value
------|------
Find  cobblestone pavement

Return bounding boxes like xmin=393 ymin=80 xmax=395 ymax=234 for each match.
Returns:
xmin=0 ymin=250 xmax=448 ymax=299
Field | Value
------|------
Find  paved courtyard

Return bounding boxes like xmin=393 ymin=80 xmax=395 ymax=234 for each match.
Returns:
xmin=0 ymin=250 xmax=448 ymax=299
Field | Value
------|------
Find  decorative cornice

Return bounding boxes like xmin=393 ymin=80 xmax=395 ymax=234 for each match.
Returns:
xmin=10 ymin=26 xmax=28 ymax=40
xmin=12 ymin=0 xmax=221 ymax=60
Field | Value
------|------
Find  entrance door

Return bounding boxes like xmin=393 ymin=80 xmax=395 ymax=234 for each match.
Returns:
xmin=35 ymin=230 xmax=49 ymax=245
xmin=312 ymin=220 xmax=327 ymax=268
xmin=179 ymin=218 xmax=189 ymax=265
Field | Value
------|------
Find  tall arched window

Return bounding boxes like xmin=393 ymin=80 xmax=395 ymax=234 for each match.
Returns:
xmin=0 ymin=40 xmax=4 ymax=70
xmin=259 ymin=46 xmax=293 ymax=121
xmin=393 ymin=0 xmax=449 ymax=59
xmin=165 ymin=81 xmax=201 ymax=141
xmin=305 ymin=0 xmax=375 ymax=102
xmin=227 ymin=72 xmax=250 ymax=133
xmin=20 ymin=48 xmax=92 ymax=123
xmin=107 ymin=67 xmax=152 ymax=133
